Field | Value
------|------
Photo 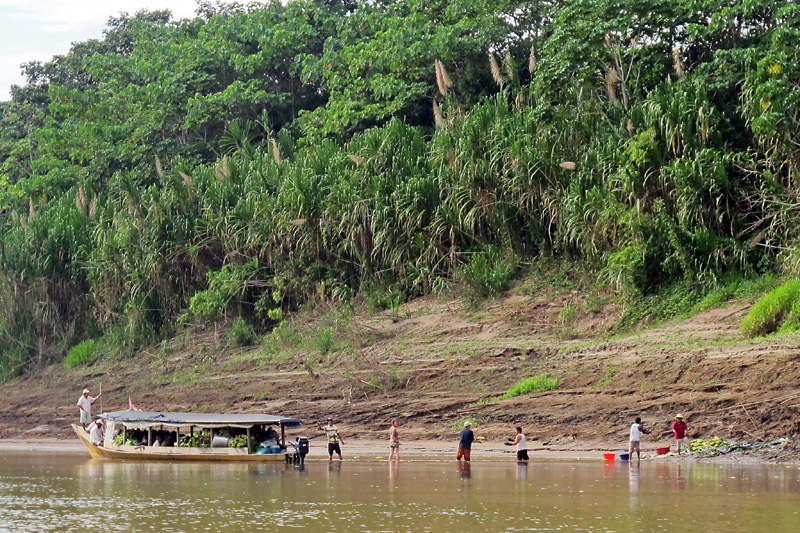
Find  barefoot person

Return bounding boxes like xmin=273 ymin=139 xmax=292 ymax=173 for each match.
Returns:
xmin=388 ymin=419 xmax=401 ymax=462
xmin=629 ymin=417 xmax=649 ymax=461
xmin=76 ymin=388 xmax=101 ymax=430
xmin=672 ymin=414 xmax=689 ymax=454
xmin=505 ymin=426 xmax=528 ymax=461
xmin=318 ymin=417 xmax=345 ymax=462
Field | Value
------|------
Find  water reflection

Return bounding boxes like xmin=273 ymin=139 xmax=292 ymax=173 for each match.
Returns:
xmin=515 ymin=462 xmax=527 ymax=481
xmin=2 ymin=451 xmax=800 ymax=532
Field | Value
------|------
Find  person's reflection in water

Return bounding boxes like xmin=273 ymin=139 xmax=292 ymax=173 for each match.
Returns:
xmin=457 ymin=461 xmax=471 ymax=480
xmin=673 ymin=463 xmax=685 ymax=491
xmin=628 ymin=461 xmax=640 ymax=510
xmin=327 ymin=461 xmax=342 ymax=476
xmin=388 ymin=459 xmax=399 ymax=493
xmin=515 ymin=461 xmax=528 ymax=480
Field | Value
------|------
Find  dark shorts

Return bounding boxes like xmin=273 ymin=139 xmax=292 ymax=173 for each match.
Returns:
xmin=517 ymin=449 xmax=529 ymax=461
xmin=328 ymin=442 xmax=341 ymax=456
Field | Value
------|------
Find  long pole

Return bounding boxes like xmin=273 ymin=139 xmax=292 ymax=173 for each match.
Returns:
xmin=99 ymin=382 xmax=103 ymax=414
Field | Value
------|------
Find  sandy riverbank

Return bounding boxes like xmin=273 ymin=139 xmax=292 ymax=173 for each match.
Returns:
xmin=1 ymin=437 xmax=791 ymax=463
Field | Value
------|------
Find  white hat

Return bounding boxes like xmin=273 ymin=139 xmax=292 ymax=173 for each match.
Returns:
xmin=83 ymin=389 xmax=90 ymax=394
xmin=675 ymin=413 xmax=684 ymax=419
xmin=464 ymin=421 xmax=472 ymax=427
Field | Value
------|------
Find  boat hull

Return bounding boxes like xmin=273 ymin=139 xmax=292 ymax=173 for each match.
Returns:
xmin=72 ymin=425 xmax=290 ymax=462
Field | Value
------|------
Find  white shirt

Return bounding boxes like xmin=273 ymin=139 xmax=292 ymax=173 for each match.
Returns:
xmin=630 ymin=423 xmax=641 ymax=442
xmin=77 ymin=395 xmax=95 ymax=413
xmin=89 ymin=424 xmax=104 ymax=445
xmin=516 ymin=433 xmax=527 ymax=451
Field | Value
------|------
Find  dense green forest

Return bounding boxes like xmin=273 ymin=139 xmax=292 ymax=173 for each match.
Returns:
xmin=1 ymin=0 xmax=798 ymax=379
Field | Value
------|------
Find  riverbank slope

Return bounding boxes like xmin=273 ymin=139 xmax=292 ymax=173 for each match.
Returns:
xmin=2 ymin=288 xmax=799 ymax=460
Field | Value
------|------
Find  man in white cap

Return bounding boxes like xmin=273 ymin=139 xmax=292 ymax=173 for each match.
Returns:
xmin=672 ymin=414 xmax=689 ymax=454
xmin=76 ymin=388 xmax=101 ymax=430
xmin=457 ymin=421 xmax=476 ymax=462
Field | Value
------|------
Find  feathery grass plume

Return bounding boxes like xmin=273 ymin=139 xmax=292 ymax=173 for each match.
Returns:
xmin=504 ymin=52 xmax=517 ymax=83
xmin=489 ymin=52 xmax=504 ymax=87
xmin=559 ymin=162 xmax=576 ymax=170
xmin=347 ymin=154 xmax=364 ymax=165
xmin=178 ymin=171 xmax=192 ymax=186
xmin=11 ymin=210 xmax=18 ymax=224
xmin=271 ymin=138 xmax=282 ymax=165
xmin=89 ymin=196 xmax=98 ymax=219
xmin=434 ymin=59 xmax=452 ymax=96
xmin=433 ymin=99 xmax=446 ymax=129
xmin=215 ymin=156 xmax=230 ymax=182
xmin=19 ymin=216 xmax=27 ymax=229
xmin=529 ymin=44 xmax=536 ymax=73
xmin=627 ymin=119 xmax=635 ymax=134
xmin=605 ymin=68 xmax=619 ymax=105
xmin=155 ymin=155 xmax=163 ymax=179
xmin=28 ymin=197 xmax=36 ymax=220
xmin=435 ymin=60 xmax=446 ymax=95
xmin=76 ymin=184 xmax=86 ymax=212
xmin=439 ymin=60 xmax=452 ymax=89
xmin=673 ymin=49 xmax=684 ymax=78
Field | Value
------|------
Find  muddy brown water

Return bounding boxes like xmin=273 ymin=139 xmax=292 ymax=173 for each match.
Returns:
xmin=1 ymin=451 xmax=799 ymax=532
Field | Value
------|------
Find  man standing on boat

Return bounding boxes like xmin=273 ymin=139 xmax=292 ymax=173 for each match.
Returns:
xmin=318 ymin=417 xmax=345 ymax=462
xmin=76 ymin=388 xmax=101 ymax=430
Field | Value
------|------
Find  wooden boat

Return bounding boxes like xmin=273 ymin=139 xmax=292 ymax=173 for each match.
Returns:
xmin=73 ymin=409 xmax=302 ymax=461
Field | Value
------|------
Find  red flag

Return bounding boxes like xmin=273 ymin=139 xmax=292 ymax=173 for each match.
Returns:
xmin=128 ymin=398 xmax=140 ymax=411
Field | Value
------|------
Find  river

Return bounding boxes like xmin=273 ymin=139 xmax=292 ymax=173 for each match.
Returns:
xmin=1 ymin=451 xmax=799 ymax=532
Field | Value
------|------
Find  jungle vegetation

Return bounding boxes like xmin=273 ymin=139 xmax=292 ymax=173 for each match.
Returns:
xmin=1 ymin=0 xmax=799 ymax=379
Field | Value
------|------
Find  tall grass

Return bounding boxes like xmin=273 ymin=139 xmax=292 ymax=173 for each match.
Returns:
xmin=741 ymin=280 xmax=800 ymax=338
xmin=64 ymin=340 xmax=99 ymax=370
xmin=500 ymin=374 xmax=561 ymax=399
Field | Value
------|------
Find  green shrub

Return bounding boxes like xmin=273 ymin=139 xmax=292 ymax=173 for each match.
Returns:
xmin=64 ymin=340 xmax=99 ymax=370
xmin=459 ymin=247 xmax=519 ymax=305
xmin=617 ymin=280 xmax=701 ymax=330
xmin=691 ymin=273 xmax=775 ymax=314
xmin=229 ymin=317 xmax=258 ymax=347
xmin=312 ymin=328 xmax=335 ymax=355
xmin=741 ymin=280 xmax=800 ymax=338
xmin=361 ymin=280 xmax=410 ymax=312
xmin=0 ymin=347 xmax=27 ymax=382
xmin=500 ymin=374 xmax=561 ymax=399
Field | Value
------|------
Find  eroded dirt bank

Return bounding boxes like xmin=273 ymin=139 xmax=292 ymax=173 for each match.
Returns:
xmin=2 ymin=292 xmax=799 ymax=461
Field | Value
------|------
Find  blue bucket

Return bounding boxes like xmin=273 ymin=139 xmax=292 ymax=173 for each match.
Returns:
xmin=619 ymin=453 xmax=630 ymax=461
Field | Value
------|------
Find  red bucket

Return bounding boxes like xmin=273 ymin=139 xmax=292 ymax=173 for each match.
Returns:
xmin=603 ymin=453 xmax=615 ymax=461
xmin=656 ymin=446 xmax=670 ymax=455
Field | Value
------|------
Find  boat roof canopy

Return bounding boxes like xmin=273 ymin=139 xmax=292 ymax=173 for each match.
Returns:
xmin=99 ymin=410 xmax=303 ymax=430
